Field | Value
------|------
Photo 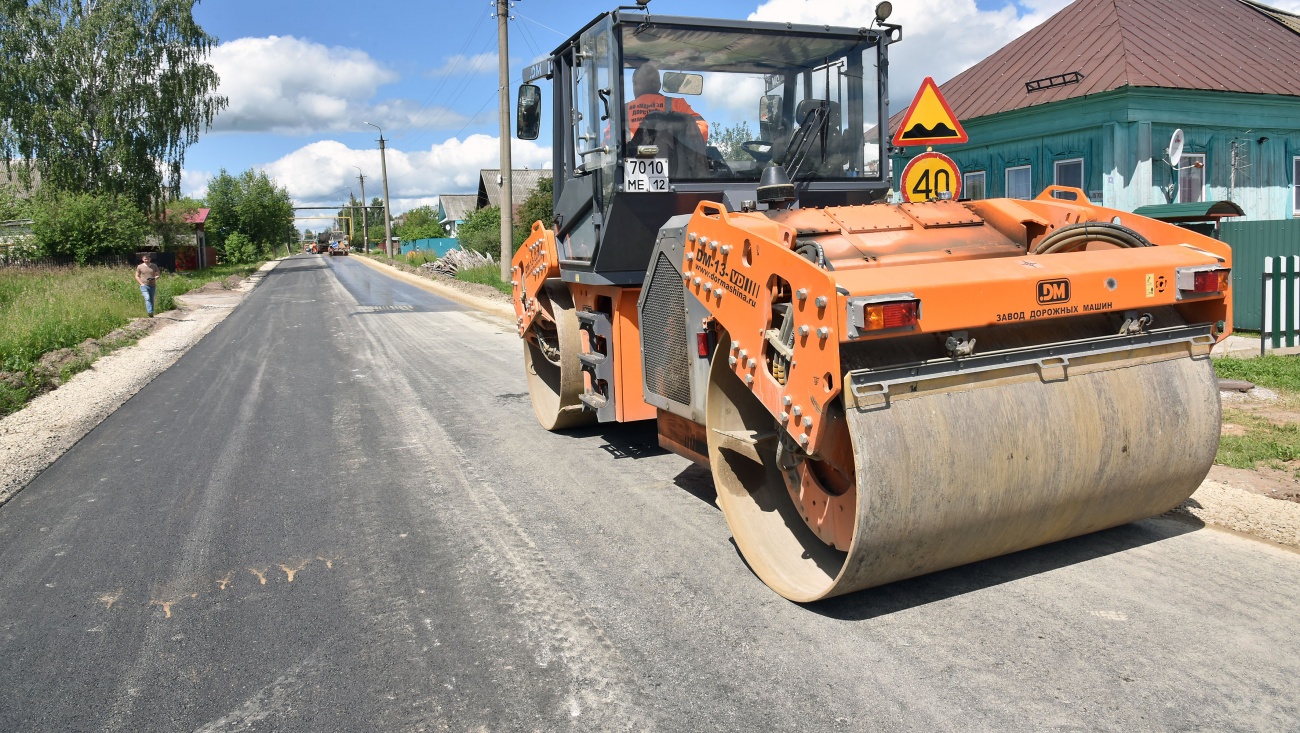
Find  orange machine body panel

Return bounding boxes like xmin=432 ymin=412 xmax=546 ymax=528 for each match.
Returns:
xmin=511 ymin=221 xmax=560 ymax=336
xmin=568 ymin=284 xmax=657 ymax=423
xmin=679 ymin=189 xmax=1232 ymax=456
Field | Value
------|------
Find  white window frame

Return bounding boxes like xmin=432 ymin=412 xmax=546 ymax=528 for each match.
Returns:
xmin=1005 ymin=165 xmax=1032 ymax=200
xmin=963 ymin=171 xmax=986 ymax=200
xmin=1054 ymin=158 xmax=1084 ymax=190
xmin=1293 ymin=156 xmax=1299 ymax=216
xmin=1177 ymin=153 xmax=1206 ymax=204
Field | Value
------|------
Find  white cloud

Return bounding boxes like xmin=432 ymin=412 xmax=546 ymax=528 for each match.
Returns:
xmin=209 ymin=36 xmax=467 ymax=133
xmin=428 ymin=53 xmax=498 ymax=77
xmin=180 ymin=168 xmax=213 ymax=199
xmin=253 ymin=134 xmax=551 ymax=216
xmin=749 ymin=0 xmax=1071 ymax=107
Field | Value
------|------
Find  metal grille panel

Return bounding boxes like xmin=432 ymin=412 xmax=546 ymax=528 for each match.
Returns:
xmin=642 ymin=252 xmax=692 ymax=405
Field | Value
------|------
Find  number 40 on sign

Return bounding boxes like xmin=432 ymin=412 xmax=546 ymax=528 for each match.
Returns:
xmin=900 ymin=151 xmax=962 ymax=203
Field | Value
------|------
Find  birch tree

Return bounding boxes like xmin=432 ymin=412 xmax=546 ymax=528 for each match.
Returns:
xmin=0 ymin=0 xmax=226 ymax=208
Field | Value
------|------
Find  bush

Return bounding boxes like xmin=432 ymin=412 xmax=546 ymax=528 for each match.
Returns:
xmin=457 ymin=206 xmax=501 ymax=256
xmin=224 ymin=232 xmax=260 ymax=264
xmin=29 ymin=191 xmax=147 ymax=263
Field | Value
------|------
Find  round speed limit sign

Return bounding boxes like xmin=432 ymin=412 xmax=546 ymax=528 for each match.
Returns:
xmin=900 ymin=151 xmax=962 ymax=203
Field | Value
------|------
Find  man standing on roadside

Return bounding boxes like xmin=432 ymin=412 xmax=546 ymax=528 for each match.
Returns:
xmin=135 ymin=253 xmax=161 ymax=317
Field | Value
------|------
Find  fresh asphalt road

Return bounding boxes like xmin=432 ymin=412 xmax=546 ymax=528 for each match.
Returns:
xmin=0 ymin=254 xmax=1297 ymax=732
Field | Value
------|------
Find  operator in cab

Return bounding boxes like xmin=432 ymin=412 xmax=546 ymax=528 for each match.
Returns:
xmin=625 ymin=62 xmax=709 ymax=143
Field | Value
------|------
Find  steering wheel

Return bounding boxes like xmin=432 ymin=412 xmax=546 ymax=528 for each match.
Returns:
xmin=741 ymin=140 xmax=775 ymax=164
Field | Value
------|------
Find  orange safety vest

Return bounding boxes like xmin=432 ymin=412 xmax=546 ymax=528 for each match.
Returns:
xmin=626 ymin=94 xmax=709 ymax=143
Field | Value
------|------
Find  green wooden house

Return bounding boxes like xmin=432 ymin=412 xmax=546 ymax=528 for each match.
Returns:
xmin=892 ymin=0 xmax=1300 ymax=223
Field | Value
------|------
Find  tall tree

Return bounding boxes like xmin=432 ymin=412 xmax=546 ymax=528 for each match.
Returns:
xmin=204 ymin=168 xmax=293 ymax=254
xmin=0 ymin=0 xmax=226 ymax=208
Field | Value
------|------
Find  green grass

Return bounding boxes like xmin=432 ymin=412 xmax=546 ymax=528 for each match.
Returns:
xmin=0 ymin=261 xmax=263 ymax=415
xmin=1218 ymin=408 xmax=1300 ymax=471
xmin=455 ymin=264 xmax=512 ymax=295
xmin=1213 ymin=354 xmax=1300 ymax=393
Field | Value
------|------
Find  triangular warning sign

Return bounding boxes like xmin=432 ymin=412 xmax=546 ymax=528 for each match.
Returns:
xmin=892 ymin=77 xmax=968 ymax=147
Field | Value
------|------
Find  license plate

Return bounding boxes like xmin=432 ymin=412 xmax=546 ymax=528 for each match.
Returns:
xmin=623 ymin=158 xmax=669 ymax=193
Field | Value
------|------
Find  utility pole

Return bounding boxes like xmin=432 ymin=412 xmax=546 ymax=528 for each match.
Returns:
xmin=354 ymin=166 xmax=369 ymax=254
xmin=496 ymin=0 xmax=514 ymax=280
xmin=366 ymin=121 xmax=395 ymax=258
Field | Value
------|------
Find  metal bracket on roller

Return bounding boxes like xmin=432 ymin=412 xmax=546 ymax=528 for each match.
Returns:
xmin=846 ymin=324 xmax=1216 ymax=410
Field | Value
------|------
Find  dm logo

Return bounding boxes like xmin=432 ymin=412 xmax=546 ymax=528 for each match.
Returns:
xmin=1037 ymin=278 xmax=1071 ymax=304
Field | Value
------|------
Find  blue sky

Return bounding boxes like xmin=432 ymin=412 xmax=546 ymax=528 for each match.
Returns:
xmin=181 ymin=0 xmax=1080 ymax=224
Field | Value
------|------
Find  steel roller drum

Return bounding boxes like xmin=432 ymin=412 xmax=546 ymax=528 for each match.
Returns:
xmin=524 ymin=283 xmax=593 ymax=431
xmin=709 ymin=342 xmax=1221 ymax=602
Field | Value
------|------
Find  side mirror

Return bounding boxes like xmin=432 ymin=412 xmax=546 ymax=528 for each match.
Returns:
xmin=517 ymin=84 xmax=541 ymax=140
xmin=759 ymin=94 xmax=782 ymax=123
xmin=661 ymin=71 xmax=704 ymax=96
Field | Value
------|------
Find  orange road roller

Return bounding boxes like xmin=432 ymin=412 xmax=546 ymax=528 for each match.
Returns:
xmin=510 ymin=8 xmax=1229 ymax=601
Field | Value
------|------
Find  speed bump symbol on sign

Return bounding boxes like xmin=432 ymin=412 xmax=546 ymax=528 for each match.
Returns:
xmin=892 ymin=77 xmax=969 ymax=147
xmin=900 ymin=152 xmax=962 ymax=203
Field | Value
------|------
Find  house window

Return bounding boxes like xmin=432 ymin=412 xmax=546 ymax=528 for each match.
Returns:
xmin=1178 ymin=154 xmax=1206 ymax=203
xmin=1006 ymin=165 xmax=1032 ymax=199
xmin=1293 ymin=157 xmax=1299 ymax=215
xmin=1055 ymin=158 xmax=1084 ymax=190
xmin=964 ymin=171 xmax=986 ymax=200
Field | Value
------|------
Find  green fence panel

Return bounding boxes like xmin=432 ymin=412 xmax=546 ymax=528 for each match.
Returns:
xmin=1220 ymin=219 xmax=1300 ymax=331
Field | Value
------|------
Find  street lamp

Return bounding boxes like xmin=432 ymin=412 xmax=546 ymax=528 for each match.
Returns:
xmin=364 ymin=121 xmax=394 ymax=258
xmin=352 ymin=165 xmax=369 ymax=253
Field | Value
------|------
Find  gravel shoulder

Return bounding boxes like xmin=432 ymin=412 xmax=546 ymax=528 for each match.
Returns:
xmin=0 ymin=260 xmax=279 ymax=505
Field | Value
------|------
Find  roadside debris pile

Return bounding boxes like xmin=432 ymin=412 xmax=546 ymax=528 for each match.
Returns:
xmin=420 ymin=248 xmax=494 ymax=277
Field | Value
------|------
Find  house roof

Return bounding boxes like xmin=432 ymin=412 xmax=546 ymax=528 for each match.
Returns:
xmin=1241 ymin=0 xmax=1300 ymax=34
xmin=914 ymin=0 xmax=1300 ymax=125
xmin=183 ymin=208 xmax=210 ymax=225
xmin=477 ymin=169 xmax=549 ymax=209
xmin=1 ymin=162 xmax=40 ymax=196
xmin=438 ymin=194 xmax=477 ymax=223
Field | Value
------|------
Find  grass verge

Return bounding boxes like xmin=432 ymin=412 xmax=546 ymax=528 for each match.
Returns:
xmin=0 ymin=261 xmax=263 ymax=416
xmin=1213 ymin=354 xmax=1300 ymax=393
xmin=455 ymin=264 xmax=512 ymax=295
xmin=1219 ymin=408 xmax=1300 ymax=472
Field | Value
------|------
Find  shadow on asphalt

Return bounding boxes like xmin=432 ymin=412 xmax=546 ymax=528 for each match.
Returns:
xmin=804 ymin=514 xmax=1205 ymax=620
xmin=565 ymin=420 xmax=670 ymax=461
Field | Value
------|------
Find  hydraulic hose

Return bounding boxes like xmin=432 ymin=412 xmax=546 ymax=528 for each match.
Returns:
xmin=1032 ymin=222 xmax=1153 ymax=255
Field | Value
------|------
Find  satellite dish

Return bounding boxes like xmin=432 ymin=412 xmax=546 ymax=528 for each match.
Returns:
xmin=1168 ymin=129 xmax=1185 ymax=168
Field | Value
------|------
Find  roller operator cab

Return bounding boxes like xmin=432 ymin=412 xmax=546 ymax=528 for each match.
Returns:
xmin=510 ymin=8 xmax=1232 ymax=602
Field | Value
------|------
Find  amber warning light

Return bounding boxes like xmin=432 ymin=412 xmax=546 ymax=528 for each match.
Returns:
xmin=865 ymin=300 xmax=920 ymax=331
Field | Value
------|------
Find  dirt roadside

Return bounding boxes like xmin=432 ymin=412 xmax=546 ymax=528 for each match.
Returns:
xmin=350 ymin=254 xmax=514 ymax=320
xmin=0 ymin=260 xmax=279 ymax=505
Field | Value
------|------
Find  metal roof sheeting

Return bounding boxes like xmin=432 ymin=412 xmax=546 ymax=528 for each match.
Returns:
xmin=438 ymin=194 xmax=477 ymax=223
xmin=922 ymin=0 xmax=1300 ymax=124
xmin=478 ymin=169 xmax=549 ymax=209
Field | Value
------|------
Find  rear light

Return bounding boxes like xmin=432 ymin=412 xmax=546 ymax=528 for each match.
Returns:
xmin=1176 ymin=267 xmax=1230 ymax=295
xmin=864 ymin=300 xmax=920 ymax=331
xmin=696 ymin=331 xmax=711 ymax=357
